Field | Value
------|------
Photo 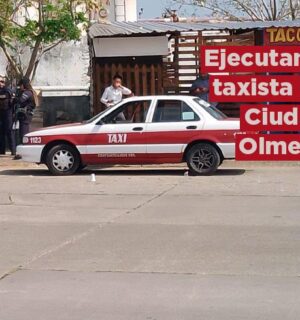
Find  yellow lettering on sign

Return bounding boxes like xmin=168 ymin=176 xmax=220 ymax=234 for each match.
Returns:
xmin=275 ymin=28 xmax=286 ymax=42
xmin=297 ymin=29 xmax=300 ymax=42
xmin=266 ymin=27 xmax=300 ymax=44
xmin=266 ymin=28 xmax=276 ymax=43
xmin=286 ymin=28 xmax=295 ymax=42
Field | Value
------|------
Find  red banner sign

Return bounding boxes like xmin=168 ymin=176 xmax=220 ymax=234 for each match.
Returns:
xmin=236 ymin=134 xmax=300 ymax=161
xmin=240 ymin=105 xmax=300 ymax=131
xmin=201 ymin=46 xmax=300 ymax=73
xmin=209 ymin=75 xmax=300 ymax=103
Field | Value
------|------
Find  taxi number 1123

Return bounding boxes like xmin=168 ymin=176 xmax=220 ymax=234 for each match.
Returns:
xmin=29 ymin=136 xmax=42 ymax=144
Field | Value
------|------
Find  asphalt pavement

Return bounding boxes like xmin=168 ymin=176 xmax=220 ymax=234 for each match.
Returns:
xmin=0 ymin=157 xmax=299 ymax=320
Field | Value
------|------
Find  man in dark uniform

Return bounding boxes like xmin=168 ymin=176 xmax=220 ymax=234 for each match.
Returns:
xmin=15 ymin=77 xmax=35 ymax=140
xmin=13 ymin=77 xmax=36 ymax=160
xmin=190 ymin=73 xmax=209 ymax=102
xmin=0 ymin=75 xmax=16 ymax=156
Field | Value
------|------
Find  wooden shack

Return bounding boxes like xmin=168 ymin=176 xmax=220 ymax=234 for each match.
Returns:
xmin=88 ymin=21 xmax=267 ymax=117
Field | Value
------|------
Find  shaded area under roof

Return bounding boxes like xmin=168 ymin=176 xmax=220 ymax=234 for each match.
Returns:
xmin=89 ymin=20 xmax=300 ymax=38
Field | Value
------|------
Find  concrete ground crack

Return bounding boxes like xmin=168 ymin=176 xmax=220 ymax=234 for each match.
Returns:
xmin=0 ymin=267 xmax=20 ymax=281
xmin=22 ymin=224 xmax=101 ymax=268
xmin=16 ymin=268 xmax=300 ymax=279
xmin=124 ymin=183 xmax=180 ymax=216
xmin=8 ymin=194 xmax=13 ymax=204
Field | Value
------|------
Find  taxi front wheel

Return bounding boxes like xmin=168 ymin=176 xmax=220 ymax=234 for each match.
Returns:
xmin=186 ymin=143 xmax=220 ymax=175
xmin=45 ymin=144 xmax=80 ymax=176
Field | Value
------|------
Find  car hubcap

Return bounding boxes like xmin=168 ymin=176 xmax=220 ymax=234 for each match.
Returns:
xmin=52 ymin=150 xmax=74 ymax=172
xmin=191 ymin=149 xmax=214 ymax=170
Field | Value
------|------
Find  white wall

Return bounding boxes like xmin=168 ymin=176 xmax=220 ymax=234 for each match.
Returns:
xmin=94 ymin=36 xmax=168 ymax=57
xmin=0 ymin=37 xmax=90 ymax=94
xmin=103 ymin=0 xmax=137 ymax=22
xmin=125 ymin=0 xmax=137 ymax=21
xmin=33 ymin=37 xmax=90 ymax=88
xmin=0 ymin=54 xmax=7 ymax=76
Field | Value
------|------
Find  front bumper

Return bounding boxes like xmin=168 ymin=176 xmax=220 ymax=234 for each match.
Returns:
xmin=16 ymin=145 xmax=45 ymax=163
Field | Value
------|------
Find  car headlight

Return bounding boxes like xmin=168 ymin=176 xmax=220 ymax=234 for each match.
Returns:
xmin=22 ymin=136 xmax=29 ymax=144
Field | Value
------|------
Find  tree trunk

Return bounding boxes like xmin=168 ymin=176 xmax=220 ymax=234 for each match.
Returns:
xmin=25 ymin=38 xmax=42 ymax=79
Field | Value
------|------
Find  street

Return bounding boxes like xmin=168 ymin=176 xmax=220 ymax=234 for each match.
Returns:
xmin=0 ymin=159 xmax=300 ymax=319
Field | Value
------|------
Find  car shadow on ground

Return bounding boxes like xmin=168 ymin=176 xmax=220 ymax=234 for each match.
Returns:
xmin=0 ymin=167 xmax=246 ymax=177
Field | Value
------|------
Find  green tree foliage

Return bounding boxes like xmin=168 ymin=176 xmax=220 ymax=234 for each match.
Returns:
xmin=0 ymin=0 xmax=92 ymax=80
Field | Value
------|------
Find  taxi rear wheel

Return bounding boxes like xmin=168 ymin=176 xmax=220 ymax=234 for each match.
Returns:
xmin=186 ymin=143 xmax=220 ymax=175
xmin=46 ymin=144 xmax=80 ymax=176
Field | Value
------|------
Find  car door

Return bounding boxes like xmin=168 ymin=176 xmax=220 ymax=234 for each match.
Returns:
xmin=85 ymin=99 xmax=153 ymax=164
xmin=145 ymin=98 xmax=204 ymax=163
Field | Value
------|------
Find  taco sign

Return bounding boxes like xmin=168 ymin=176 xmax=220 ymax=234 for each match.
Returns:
xmin=265 ymin=27 xmax=300 ymax=45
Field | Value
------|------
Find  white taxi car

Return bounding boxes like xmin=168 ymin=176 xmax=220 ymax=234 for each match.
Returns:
xmin=17 ymin=96 xmax=240 ymax=175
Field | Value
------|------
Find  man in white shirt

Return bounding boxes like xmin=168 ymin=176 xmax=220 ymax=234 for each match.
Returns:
xmin=101 ymin=74 xmax=132 ymax=108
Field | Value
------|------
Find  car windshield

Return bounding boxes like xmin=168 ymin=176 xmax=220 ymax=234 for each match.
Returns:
xmin=84 ymin=105 xmax=114 ymax=124
xmin=193 ymin=98 xmax=227 ymax=120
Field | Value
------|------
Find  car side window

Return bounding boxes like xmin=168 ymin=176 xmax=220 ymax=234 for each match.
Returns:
xmin=103 ymin=100 xmax=151 ymax=124
xmin=152 ymin=100 xmax=200 ymax=123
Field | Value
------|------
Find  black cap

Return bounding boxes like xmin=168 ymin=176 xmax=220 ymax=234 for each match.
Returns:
xmin=18 ymin=76 xmax=31 ymax=87
xmin=113 ymin=74 xmax=123 ymax=81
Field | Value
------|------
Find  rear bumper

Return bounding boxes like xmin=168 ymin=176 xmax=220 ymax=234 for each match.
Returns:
xmin=217 ymin=143 xmax=235 ymax=159
xmin=16 ymin=145 xmax=44 ymax=163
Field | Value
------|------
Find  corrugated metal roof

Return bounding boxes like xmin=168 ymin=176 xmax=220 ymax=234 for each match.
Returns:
xmin=89 ymin=20 xmax=300 ymax=38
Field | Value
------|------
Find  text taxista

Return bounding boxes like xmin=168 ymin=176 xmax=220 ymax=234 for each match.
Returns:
xmin=212 ymin=78 xmax=292 ymax=97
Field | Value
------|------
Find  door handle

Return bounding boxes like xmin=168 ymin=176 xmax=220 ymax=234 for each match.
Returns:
xmin=186 ymin=125 xmax=197 ymax=130
xmin=132 ymin=127 xmax=144 ymax=131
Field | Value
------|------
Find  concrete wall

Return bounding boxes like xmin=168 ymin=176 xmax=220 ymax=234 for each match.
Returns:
xmin=125 ymin=0 xmax=138 ymax=21
xmin=0 ymin=54 xmax=7 ymax=76
xmin=95 ymin=0 xmax=137 ymax=22
xmin=34 ymin=36 xmax=91 ymax=127
xmin=33 ymin=37 xmax=90 ymax=87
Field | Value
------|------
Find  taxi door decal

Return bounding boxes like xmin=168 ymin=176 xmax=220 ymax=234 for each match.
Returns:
xmin=108 ymin=134 xmax=127 ymax=144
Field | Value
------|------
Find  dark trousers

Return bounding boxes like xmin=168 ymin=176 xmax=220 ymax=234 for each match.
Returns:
xmin=19 ymin=115 xmax=32 ymax=141
xmin=0 ymin=109 xmax=16 ymax=155
xmin=0 ymin=118 xmax=4 ymax=154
